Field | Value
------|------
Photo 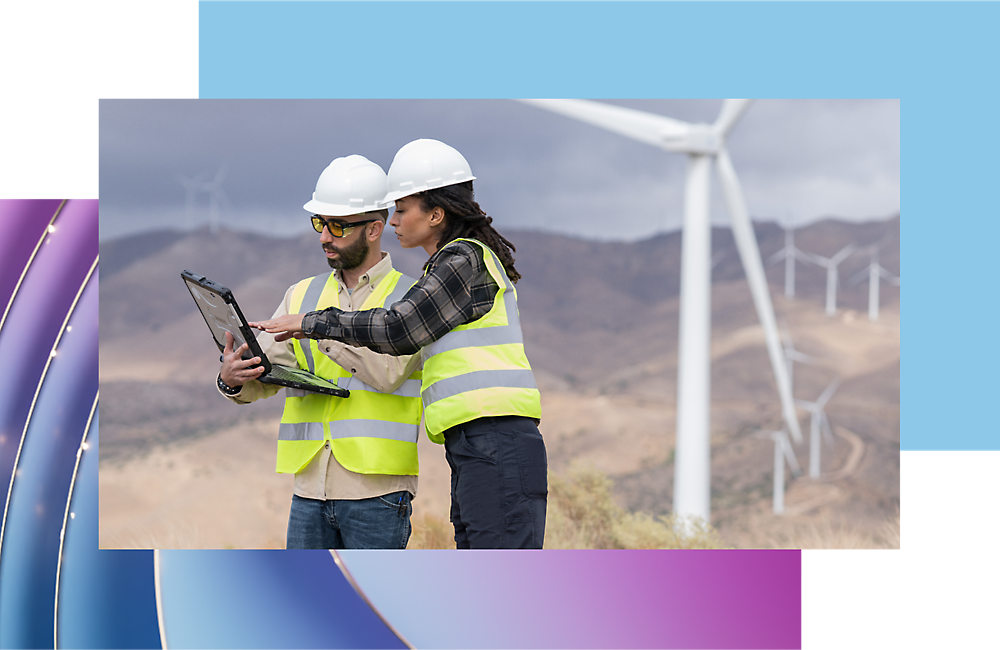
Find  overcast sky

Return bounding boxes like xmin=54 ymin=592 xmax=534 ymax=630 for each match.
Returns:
xmin=99 ymin=99 xmax=899 ymax=242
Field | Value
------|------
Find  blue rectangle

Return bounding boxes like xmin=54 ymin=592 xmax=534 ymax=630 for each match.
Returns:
xmin=200 ymin=0 xmax=1000 ymax=450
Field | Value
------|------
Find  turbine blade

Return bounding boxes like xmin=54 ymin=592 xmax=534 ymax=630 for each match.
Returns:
xmin=517 ymin=99 xmax=691 ymax=149
xmin=793 ymin=249 xmax=818 ymax=265
xmin=787 ymin=349 xmax=818 ymax=364
xmin=178 ymin=172 xmax=210 ymax=189
xmin=817 ymin=377 xmax=841 ymax=407
xmin=832 ymin=243 xmax=857 ymax=264
xmin=781 ymin=325 xmax=818 ymax=364
xmin=781 ymin=433 xmax=802 ymax=476
xmin=713 ymin=99 xmax=753 ymax=137
xmin=765 ymin=248 xmax=788 ymax=266
xmin=849 ymin=266 xmax=870 ymax=286
xmin=715 ymin=147 xmax=802 ymax=444
xmin=807 ymin=250 xmax=830 ymax=266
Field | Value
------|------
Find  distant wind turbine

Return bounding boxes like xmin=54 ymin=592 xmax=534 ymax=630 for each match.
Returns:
xmin=766 ymin=225 xmax=813 ymax=299
xmin=849 ymin=244 xmax=899 ymax=321
xmin=177 ymin=171 xmax=210 ymax=229
xmin=518 ymin=98 xmax=802 ymax=528
xmin=808 ymin=243 xmax=857 ymax=316
xmin=795 ymin=377 xmax=841 ymax=478
xmin=177 ymin=166 xmax=230 ymax=234
xmin=780 ymin=322 xmax=819 ymax=411
xmin=755 ymin=429 xmax=802 ymax=514
xmin=203 ymin=166 xmax=230 ymax=235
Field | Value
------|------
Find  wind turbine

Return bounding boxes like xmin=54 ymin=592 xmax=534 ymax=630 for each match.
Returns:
xmin=754 ymin=429 xmax=802 ymax=514
xmin=519 ymin=99 xmax=802 ymax=528
xmin=177 ymin=167 xmax=229 ymax=233
xmin=766 ymin=224 xmax=814 ymax=299
xmin=177 ymin=171 xmax=210 ymax=229
xmin=795 ymin=377 xmax=840 ymax=478
xmin=849 ymin=243 xmax=899 ymax=321
xmin=780 ymin=322 xmax=819 ymax=403
xmin=808 ymin=243 xmax=857 ymax=316
xmin=203 ymin=165 xmax=230 ymax=235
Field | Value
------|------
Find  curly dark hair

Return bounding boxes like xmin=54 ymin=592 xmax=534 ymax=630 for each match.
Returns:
xmin=417 ymin=180 xmax=522 ymax=283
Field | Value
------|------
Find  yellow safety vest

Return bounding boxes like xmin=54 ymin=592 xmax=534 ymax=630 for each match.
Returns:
xmin=276 ymin=269 xmax=422 ymax=475
xmin=420 ymin=238 xmax=542 ymax=443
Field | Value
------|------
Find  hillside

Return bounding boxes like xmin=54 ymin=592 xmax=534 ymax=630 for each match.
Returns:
xmin=99 ymin=215 xmax=899 ymax=549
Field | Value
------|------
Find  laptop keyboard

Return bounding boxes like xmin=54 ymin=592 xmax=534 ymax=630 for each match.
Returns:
xmin=268 ymin=365 xmax=330 ymax=386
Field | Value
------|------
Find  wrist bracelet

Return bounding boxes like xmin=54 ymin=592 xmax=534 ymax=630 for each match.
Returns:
xmin=218 ymin=373 xmax=241 ymax=396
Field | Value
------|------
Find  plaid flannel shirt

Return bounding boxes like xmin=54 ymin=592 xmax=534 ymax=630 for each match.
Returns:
xmin=301 ymin=239 xmax=499 ymax=356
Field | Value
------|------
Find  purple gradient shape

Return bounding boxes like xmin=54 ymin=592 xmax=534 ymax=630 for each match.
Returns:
xmin=339 ymin=549 xmax=800 ymax=649
xmin=0 ymin=199 xmax=64 ymax=314
xmin=0 ymin=199 xmax=98 ymax=512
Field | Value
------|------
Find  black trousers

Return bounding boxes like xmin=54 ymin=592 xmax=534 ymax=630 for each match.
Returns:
xmin=443 ymin=416 xmax=548 ymax=549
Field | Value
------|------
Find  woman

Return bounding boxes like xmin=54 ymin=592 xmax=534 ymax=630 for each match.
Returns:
xmin=253 ymin=139 xmax=547 ymax=549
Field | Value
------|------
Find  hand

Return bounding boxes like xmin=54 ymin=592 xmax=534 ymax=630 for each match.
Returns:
xmin=220 ymin=330 xmax=266 ymax=387
xmin=250 ymin=314 xmax=306 ymax=342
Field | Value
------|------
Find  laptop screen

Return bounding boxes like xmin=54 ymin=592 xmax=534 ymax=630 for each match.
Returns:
xmin=182 ymin=274 xmax=254 ymax=359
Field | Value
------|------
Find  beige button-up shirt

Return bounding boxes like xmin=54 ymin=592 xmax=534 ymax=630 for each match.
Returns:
xmin=220 ymin=253 xmax=421 ymax=501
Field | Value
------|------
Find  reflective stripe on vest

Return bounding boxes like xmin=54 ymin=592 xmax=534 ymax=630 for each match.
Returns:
xmin=420 ymin=239 xmax=541 ymax=443
xmin=276 ymin=268 xmax=422 ymax=475
xmin=337 ymin=374 xmax=423 ymax=399
xmin=278 ymin=422 xmax=325 ymax=441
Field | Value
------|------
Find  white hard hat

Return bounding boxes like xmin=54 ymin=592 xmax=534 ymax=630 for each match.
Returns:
xmin=383 ymin=139 xmax=476 ymax=204
xmin=303 ymin=155 xmax=389 ymax=216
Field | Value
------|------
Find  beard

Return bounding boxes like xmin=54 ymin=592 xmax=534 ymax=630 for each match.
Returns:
xmin=324 ymin=234 xmax=370 ymax=270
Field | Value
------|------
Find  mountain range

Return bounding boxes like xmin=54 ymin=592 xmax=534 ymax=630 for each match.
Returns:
xmin=99 ymin=215 xmax=899 ymax=548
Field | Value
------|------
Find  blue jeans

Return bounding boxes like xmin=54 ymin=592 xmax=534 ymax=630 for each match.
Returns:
xmin=444 ymin=416 xmax=547 ymax=549
xmin=285 ymin=491 xmax=412 ymax=549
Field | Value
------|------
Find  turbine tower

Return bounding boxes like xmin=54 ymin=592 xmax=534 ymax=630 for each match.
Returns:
xmin=781 ymin=322 xmax=818 ymax=401
xmin=766 ymin=225 xmax=813 ymax=299
xmin=755 ymin=429 xmax=801 ymax=514
xmin=204 ymin=165 xmax=230 ymax=235
xmin=849 ymin=244 xmax=899 ymax=321
xmin=795 ymin=377 xmax=840 ymax=478
xmin=519 ymin=99 xmax=801 ymax=528
xmin=808 ymin=243 xmax=857 ymax=316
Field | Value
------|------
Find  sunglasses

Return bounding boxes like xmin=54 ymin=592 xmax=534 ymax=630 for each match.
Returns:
xmin=310 ymin=215 xmax=378 ymax=238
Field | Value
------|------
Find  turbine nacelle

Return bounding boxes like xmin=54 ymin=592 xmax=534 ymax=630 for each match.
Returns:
xmin=660 ymin=124 xmax=721 ymax=156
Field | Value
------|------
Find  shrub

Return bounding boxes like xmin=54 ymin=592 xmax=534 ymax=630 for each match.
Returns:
xmin=407 ymin=465 xmax=727 ymax=549
xmin=546 ymin=465 xmax=726 ymax=549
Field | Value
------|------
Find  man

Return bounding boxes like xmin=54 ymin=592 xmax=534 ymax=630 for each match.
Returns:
xmin=217 ymin=155 xmax=422 ymax=549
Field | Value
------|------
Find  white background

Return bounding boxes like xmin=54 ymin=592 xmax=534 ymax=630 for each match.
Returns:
xmin=2 ymin=2 xmax=993 ymax=648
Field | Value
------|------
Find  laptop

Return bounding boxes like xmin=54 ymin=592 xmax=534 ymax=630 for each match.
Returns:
xmin=181 ymin=270 xmax=349 ymax=398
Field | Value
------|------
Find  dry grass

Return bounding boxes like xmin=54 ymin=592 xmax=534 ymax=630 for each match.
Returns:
xmin=546 ymin=465 xmax=726 ymax=549
xmin=769 ymin=509 xmax=900 ymax=550
xmin=408 ymin=465 xmax=727 ymax=549
xmin=408 ymin=510 xmax=456 ymax=550
xmin=101 ymin=520 xmax=285 ymax=550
